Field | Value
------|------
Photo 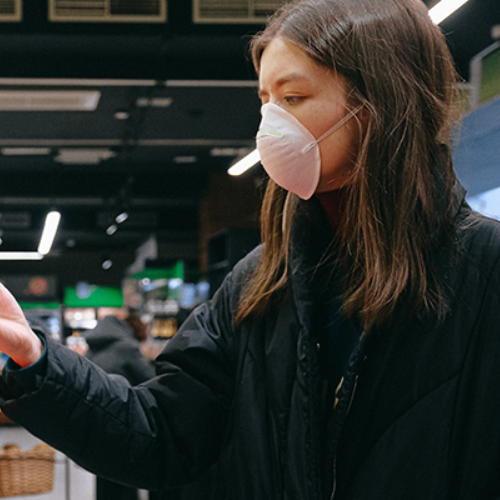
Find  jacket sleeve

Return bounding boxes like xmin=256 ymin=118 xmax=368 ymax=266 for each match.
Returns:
xmin=0 ymin=265 xmax=243 ymax=491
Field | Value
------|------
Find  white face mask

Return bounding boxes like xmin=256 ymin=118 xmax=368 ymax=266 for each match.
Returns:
xmin=256 ymin=103 xmax=363 ymax=200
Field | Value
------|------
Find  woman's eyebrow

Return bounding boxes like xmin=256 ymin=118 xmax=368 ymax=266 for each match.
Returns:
xmin=258 ymin=73 xmax=310 ymax=98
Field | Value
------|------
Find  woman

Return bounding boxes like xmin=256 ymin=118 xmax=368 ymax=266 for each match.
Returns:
xmin=1 ymin=0 xmax=500 ymax=498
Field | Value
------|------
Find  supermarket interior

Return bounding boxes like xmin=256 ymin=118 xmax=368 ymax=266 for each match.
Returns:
xmin=1 ymin=0 xmax=500 ymax=499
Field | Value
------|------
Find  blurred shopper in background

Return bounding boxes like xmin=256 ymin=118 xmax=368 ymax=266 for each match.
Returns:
xmin=84 ymin=310 xmax=155 ymax=500
xmin=84 ymin=310 xmax=154 ymax=386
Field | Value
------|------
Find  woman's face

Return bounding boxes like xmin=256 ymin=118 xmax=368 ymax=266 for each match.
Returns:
xmin=258 ymin=37 xmax=365 ymax=192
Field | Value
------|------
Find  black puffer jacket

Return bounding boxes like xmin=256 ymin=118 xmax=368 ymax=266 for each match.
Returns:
xmin=2 ymin=187 xmax=500 ymax=499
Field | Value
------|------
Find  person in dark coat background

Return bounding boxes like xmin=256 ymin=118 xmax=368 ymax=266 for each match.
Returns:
xmin=84 ymin=310 xmax=155 ymax=500
xmin=84 ymin=311 xmax=154 ymax=387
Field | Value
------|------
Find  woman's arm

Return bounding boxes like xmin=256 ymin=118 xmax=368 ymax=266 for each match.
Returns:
xmin=0 ymin=272 xmax=239 ymax=491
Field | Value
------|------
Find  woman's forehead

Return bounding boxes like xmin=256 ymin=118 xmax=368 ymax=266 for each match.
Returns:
xmin=259 ymin=38 xmax=346 ymax=97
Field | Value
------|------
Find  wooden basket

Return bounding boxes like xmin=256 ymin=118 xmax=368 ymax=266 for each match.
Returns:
xmin=0 ymin=443 xmax=55 ymax=497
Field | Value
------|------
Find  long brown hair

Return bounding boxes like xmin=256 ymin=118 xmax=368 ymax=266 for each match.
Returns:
xmin=236 ymin=0 xmax=461 ymax=329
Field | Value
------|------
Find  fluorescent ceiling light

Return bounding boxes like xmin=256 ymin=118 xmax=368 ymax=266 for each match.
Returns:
xmin=38 ymin=211 xmax=61 ymax=255
xmin=228 ymin=149 xmax=261 ymax=176
xmin=54 ymin=148 xmax=117 ymax=165
xmin=0 ymin=211 xmax=61 ymax=260
xmin=212 ymin=147 xmax=252 ymax=157
xmin=1 ymin=147 xmax=51 ymax=156
xmin=0 ymin=252 xmax=43 ymax=260
xmin=429 ymin=0 xmax=470 ymax=24
xmin=0 ymin=91 xmax=101 ymax=111
xmin=173 ymin=156 xmax=198 ymax=164
xmin=136 ymin=97 xmax=173 ymax=108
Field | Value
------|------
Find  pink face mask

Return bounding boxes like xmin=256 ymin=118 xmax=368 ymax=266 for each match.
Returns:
xmin=256 ymin=103 xmax=363 ymax=200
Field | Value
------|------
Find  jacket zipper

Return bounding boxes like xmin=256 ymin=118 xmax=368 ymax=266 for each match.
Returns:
xmin=329 ymin=374 xmax=359 ymax=500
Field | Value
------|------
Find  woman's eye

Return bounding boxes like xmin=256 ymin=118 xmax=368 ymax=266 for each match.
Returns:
xmin=283 ymin=96 xmax=302 ymax=104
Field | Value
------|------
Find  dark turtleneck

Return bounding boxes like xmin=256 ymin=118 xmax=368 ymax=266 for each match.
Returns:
xmin=315 ymin=187 xmax=348 ymax=231
xmin=314 ymin=187 xmax=360 ymax=498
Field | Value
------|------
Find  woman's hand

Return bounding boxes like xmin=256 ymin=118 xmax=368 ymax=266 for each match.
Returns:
xmin=0 ymin=282 xmax=44 ymax=367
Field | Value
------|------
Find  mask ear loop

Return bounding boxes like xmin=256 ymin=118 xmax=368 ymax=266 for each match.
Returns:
xmin=302 ymin=105 xmax=364 ymax=154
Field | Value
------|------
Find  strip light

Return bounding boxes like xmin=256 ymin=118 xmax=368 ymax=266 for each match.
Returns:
xmin=228 ymin=149 xmax=261 ymax=176
xmin=38 ymin=211 xmax=61 ymax=255
xmin=0 ymin=211 xmax=61 ymax=260
xmin=228 ymin=1 xmax=470 ymax=178
xmin=0 ymin=252 xmax=43 ymax=261
xmin=429 ymin=0 xmax=470 ymax=24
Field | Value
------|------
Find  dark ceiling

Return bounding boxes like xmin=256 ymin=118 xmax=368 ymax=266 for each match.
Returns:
xmin=0 ymin=0 xmax=498 ymax=259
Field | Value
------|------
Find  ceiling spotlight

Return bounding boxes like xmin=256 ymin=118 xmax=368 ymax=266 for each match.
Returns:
xmin=115 ymin=212 xmax=129 ymax=224
xmin=102 ymin=259 xmax=113 ymax=270
xmin=114 ymin=111 xmax=130 ymax=120
xmin=106 ymin=224 xmax=118 ymax=236
xmin=173 ymin=156 xmax=197 ymax=164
